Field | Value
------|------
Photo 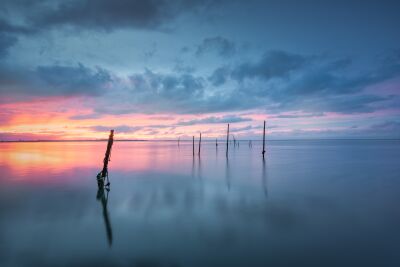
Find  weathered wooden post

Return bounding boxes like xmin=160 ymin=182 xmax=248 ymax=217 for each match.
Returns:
xmin=226 ymin=124 xmax=229 ymax=157
xmin=262 ymin=120 xmax=266 ymax=157
xmin=97 ymin=129 xmax=114 ymax=188
xmin=178 ymin=137 xmax=180 ymax=147
xmin=198 ymin=132 xmax=202 ymax=156
xmin=216 ymin=138 xmax=218 ymax=147
xmin=193 ymin=136 xmax=195 ymax=156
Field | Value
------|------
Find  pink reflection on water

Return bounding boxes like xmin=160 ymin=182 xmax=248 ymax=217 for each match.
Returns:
xmin=0 ymin=141 xmax=190 ymax=184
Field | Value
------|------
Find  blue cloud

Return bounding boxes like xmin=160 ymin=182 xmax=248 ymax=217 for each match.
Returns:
xmin=177 ymin=115 xmax=251 ymax=126
xmin=232 ymin=50 xmax=309 ymax=81
xmin=88 ymin=125 xmax=142 ymax=133
xmin=36 ymin=64 xmax=112 ymax=96
xmin=208 ymin=66 xmax=230 ymax=86
xmin=0 ymin=33 xmax=17 ymax=58
xmin=0 ymin=63 xmax=112 ymax=99
xmin=196 ymin=36 xmax=236 ymax=57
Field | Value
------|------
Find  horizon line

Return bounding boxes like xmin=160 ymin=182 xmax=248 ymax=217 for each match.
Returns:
xmin=0 ymin=138 xmax=399 ymax=143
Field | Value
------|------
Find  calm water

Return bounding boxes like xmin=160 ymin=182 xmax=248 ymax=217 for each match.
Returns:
xmin=0 ymin=140 xmax=399 ymax=267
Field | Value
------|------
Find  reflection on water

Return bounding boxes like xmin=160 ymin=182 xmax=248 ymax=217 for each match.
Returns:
xmin=262 ymin=158 xmax=267 ymax=197
xmin=97 ymin=187 xmax=113 ymax=246
xmin=1 ymin=140 xmax=400 ymax=266
xmin=225 ymin=156 xmax=230 ymax=191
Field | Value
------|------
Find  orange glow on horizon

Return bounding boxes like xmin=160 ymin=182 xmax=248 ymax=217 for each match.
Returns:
xmin=0 ymin=142 xmax=196 ymax=184
xmin=0 ymin=98 xmax=270 ymax=140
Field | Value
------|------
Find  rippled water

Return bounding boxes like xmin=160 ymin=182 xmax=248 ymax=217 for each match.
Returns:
xmin=0 ymin=140 xmax=399 ymax=267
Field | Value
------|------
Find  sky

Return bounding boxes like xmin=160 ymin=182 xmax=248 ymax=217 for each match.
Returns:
xmin=0 ymin=0 xmax=399 ymax=140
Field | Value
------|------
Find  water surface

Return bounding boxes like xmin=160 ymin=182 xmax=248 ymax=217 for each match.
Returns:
xmin=0 ymin=140 xmax=399 ymax=267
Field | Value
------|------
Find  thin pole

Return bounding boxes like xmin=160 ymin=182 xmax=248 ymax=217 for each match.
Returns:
xmin=262 ymin=120 xmax=266 ymax=157
xmin=226 ymin=124 xmax=229 ymax=157
xmin=216 ymin=138 xmax=218 ymax=147
xmin=178 ymin=137 xmax=180 ymax=147
xmin=193 ymin=136 xmax=195 ymax=156
xmin=198 ymin=132 xmax=202 ymax=156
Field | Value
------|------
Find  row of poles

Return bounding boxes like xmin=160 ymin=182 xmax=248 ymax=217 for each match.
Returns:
xmin=185 ymin=120 xmax=267 ymax=158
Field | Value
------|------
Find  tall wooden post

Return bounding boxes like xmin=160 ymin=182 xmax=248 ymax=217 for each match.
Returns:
xmin=192 ymin=136 xmax=195 ymax=156
xmin=178 ymin=137 xmax=180 ymax=147
xmin=226 ymin=124 xmax=229 ymax=157
xmin=216 ymin=138 xmax=218 ymax=147
xmin=198 ymin=132 xmax=202 ymax=156
xmin=98 ymin=129 xmax=114 ymax=188
xmin=101 ymin=129 xmax=114 ymax=178
xmin=262 ymin=120 xmax=266 ymax=157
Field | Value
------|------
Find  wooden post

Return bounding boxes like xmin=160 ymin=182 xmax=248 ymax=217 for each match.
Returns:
xmin=192 ymin=136 xmax=195 ymax=156
xmin=178 ymin=137 xmax=180 ymax=147
xmin=101 ymin=129 xmax=114 ymax=177
xmin=98 ymin=129 xmax=114 ymax=188
xmin=198 ymin=132 xmax=202 ymax=156
xmin=226 ymin=124 xmax=229 ymax=157
xmin=216 ymin=138 xmax=218 ymax=147
xmin=262 ymin=120 xmax=266 ymax=157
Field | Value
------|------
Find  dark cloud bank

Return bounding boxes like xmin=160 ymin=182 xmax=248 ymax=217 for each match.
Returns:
xmin=1 ymin=49 xmax=399 ymax=116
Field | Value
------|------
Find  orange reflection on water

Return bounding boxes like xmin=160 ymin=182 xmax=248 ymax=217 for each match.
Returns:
xmin=0 ymin=141 xmax=190 ymax=184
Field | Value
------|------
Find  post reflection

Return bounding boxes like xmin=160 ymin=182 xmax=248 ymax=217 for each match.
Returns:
xmin=262 ymin=157 xmax=268 ymax=198
xmin=191 ymin=156 xmax=195 ymax=178
xmin=197 ymin=156 xmax=202 ymax=180
xmin=96 ymin=186 xmax=113 ymax=247
xmin=225 ymin=156 xmax=231 ymax=191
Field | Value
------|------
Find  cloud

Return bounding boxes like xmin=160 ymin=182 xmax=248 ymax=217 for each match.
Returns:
xmin=0 ymin=0 xmax=227 ymax=54
xmin=88 ymin=125 xmax=142 ymax=133
xmin=268 ymin=120 xmax=400 ymax=139
xmin=208 ymin=66 xmax=230 ymax=86
xmin=0 ymin=33 xmax=17 ymax=58
xmin=130 ymin=69 xmax=204 ymax=99
xmin=0 ymin=17 xmax=32 ymax=35
xmin=227 ymin=51 xmax=400 ymax=114
xmin=124 ymin=69 xmax=207 ymax=113
xmin=273 ymin=112 xmax=325 ymax=119
xmin=35 ymin=0 xmax=172 ymax=31
xmin=370 ymin=120 xmax=400 ymax=132
xmin=310 ymin=94 xmax=390 ymax=114
xmin=2 ymin=49 xmax=400 ymax=117
xmin=69 ymin=113 xmax=103 ymax=120
xmin=36 ymin=64 xmax=112 ymax=96
xmin=1 ymin=0 xmax=218 ymax=33
xmin=70 ymin=51 xmax=400 ymax=115
xmin=232 ymin=50 xmax=309 ymax=81
xmin=196 ymin=36 xmax=236 ymax=57
xmin=0 ymin=63 xmax=112 ymax=99
xmin=177 ymin=115 xmax=251 ymax=126
xmin=0 ymin=16 xmax=28 ymax=57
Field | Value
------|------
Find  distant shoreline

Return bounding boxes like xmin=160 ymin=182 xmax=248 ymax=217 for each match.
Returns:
xmin=0 ymin=138 xmax=399 ymax=143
